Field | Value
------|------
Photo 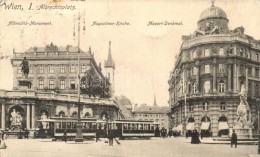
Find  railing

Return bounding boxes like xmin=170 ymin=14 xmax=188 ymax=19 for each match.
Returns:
xmin=0 ymin=90 xmax=116 ymax=106
xmin=182 ymin=34 xmax=251 ymax=49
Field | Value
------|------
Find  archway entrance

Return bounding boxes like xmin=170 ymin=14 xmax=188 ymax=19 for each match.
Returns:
xmin=201 ymin=116 xmax=211 ymax=138
xmin=8 ymin=105 xmax=26 ymax=131
xmin=218 ymin=116 xmax=229 ymax=137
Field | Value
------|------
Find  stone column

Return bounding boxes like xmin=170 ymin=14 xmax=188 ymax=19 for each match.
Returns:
xmin=26 ymin=104 xmax=30 ymax=129
xmin=213 ymin=64 xmax=217 ymax=92
xmin=228 ymin=64 xmax=232 ymax=91
xmin=233 ymin=63 xmax=237 ymax=92
xmin=196 ymin=66 xmax=200 ymax=94
xmin=237 ymin=64 xmax=240 ymax=92
xmin=245 ymin=66 xmax=248 ymax=89
xmin=32 ymin=104 xmax=35 ymax=129
xmin=1 ymin=104 xmax=5 ymax=129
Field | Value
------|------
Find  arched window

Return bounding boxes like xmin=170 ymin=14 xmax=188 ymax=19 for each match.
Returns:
xmin=218 ymin=80 xmax=225 ymax=93
xmin=58 ymin=111 xmax=65 ymax=117
xmin=84 ymin=112 xmax=91 ymax=118
xmin=204 ymin=49 xmax=210 ymax=57
xmin=219 ymin=48 xmax=224 ymax=56
xmin=71 ymin=111 xmax=77 ymax=117
xmin=204 ymin=81 xmax=211 ymax=93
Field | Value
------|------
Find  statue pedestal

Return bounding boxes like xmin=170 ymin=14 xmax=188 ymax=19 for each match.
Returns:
xmin=233 ymin=128 xmax=253 ymax=139
xmin=18 ymin=79 xmax=32 ymax=90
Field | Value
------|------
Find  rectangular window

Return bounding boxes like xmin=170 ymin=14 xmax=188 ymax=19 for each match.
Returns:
xmin=218 ymin=82 xmax=225 ymax=93
xmin=248 ymin=67 xmax=252 ymax=77
xmin=60 ymin=66 xmax=65 ymax=74
xmin=39 ymin=80 xmax=44 ymax=89
xmin=203 ymin=102 xmax=208 ymax=111
xmin=256 ymin=68 xmax=259 ymax=78
xmin=70 ymin=80 xmax=76 ymax=89
xmin=220 ymin=102 xmax=226 ymax=111
xmin=49 ymin=80 xmax=54 ymax=89
xmin=192 ymin=67 xmax=197 ymax=76
xmin=81 ymin=65 xmax=86 ymax=73
xmin=49 ymin=66 xmax=54 ymax=74
xmin=70 ymin=65 xmax=76 ymax=73
xmin=189 ymin=104 xmax=194 ymax=112
xmin=219 ymin=64 xmax=225 ymax=73
xmin=60 ymin=80 xmax=65 ymax=89
xmin=17 ymin=67 xmax=22 ymax=74
xmin=204 ymin=65 xmax=210 ymax=73
xmin=39 ymin=66 xmax=44 ymax=74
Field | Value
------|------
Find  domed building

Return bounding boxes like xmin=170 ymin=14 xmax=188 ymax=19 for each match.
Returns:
xmin=168 ymin=4 xmax=260 ymax=137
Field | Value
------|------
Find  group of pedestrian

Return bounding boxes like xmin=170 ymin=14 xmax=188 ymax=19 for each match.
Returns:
xmin=18 ymin=129 xmax=30 ymax=139
xmin=0 ymin=131 xmax=7 ymax=149
xmin=191 ymin=130 xmax=201 ymax=144
xmin=160 ymin=127 xmax=167 ymax=138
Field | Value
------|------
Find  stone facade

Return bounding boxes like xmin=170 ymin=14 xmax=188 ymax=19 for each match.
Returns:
xmin=0 ymin=42 xmax=120 ymax=131
xmin=168 ymin=5 xmax=260 ymax=137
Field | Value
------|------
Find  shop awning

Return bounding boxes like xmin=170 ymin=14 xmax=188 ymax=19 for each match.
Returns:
xmin=186 ymin=123 xmax=194 ymax=130
xmin=218 ymin=122 xmax=229 ymax=130
xmin=201 ymin=122 xmax=210 ymax=130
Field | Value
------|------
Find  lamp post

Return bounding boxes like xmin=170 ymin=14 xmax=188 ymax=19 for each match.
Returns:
xmin=75 ymin=11 xmax=84 ymax=142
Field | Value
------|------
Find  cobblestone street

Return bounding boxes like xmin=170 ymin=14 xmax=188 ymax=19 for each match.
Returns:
xmin=0 ymin=138 xmax=258 ymax=157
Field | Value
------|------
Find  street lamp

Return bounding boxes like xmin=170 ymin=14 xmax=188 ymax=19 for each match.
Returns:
xmin=75 ymin=11 xmax=85 ymax=142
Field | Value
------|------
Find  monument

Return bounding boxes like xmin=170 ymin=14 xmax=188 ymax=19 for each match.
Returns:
xmin=10 ymin=109 xmax=23 ymax=131
xmin=233 ymin=84 xmax=253 ymax=139
xmin=18 ymin=57 xmax=32 ymax=90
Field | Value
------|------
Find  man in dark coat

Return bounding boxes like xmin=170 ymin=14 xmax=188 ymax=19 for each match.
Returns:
xmin=107 ymin=130 xmax=114 ymax=146
xmin=231 ymin=130 xmax=237 ymax=148
xmin=63 ymin=130 xmax=67 ymax=142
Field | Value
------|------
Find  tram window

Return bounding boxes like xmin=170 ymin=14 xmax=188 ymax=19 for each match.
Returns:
xmin=140 ymin=124 xmax=143 ymax=130
xmin=131 ymin=124 xmax=135 ymax=130
xmin=66 ymin=122 xmax=72 ymax=129
xmin=56 ymin=122 xmax=61 ymax=129
xmin=92 ymin=123 xmax=96 ymax=129
xmin=151 ymin=124 xmax=154 ymax=130
xmin=128 ymin=124 xmax=131 ymax=130
xmin=62 ymin=122 xmax=66 ymax=129
xmin=144 ymin=124 xmax=147 ymax=130
xmin=72 ymin=122 xmax=77 ymax=128
xmin=123 ymin=124 xmax=127 ymax=129
xmin=148 ymin=124 xmax=151 ymax=130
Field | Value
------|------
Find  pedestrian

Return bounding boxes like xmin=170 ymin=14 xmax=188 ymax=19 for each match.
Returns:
xmin=0 ymin=131 xmax=7 ymax=149
xmin=18 ymin=130 xmax=23 ymax=139
xmin=107 ymin=130 xmax=114 ymax=146
xmin=231 ymin=130 xmax=237 ymax=148
xmin=63 ymin=130 xmax=67 ymax=142
xmin=24 ymin=128 xmax=29 ymax=139
xmin=96 ymin=129 xmax=101 ymax=142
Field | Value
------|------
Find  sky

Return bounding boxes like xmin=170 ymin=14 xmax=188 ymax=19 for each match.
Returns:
xmin=1 ymin=0 xmax=260 ymax=107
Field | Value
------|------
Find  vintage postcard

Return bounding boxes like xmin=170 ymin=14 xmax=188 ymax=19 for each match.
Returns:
xmin=0 ymin=0 xmax=260 ymax=156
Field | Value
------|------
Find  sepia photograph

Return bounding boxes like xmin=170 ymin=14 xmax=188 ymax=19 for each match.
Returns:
xmin=0 ymin=0 xmax=260 ymax=156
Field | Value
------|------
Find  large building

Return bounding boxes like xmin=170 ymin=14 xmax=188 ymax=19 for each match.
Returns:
xmin=133 ymin=96 xmax=170 ymax=129
xmin=0 ymin=42 xmax=120 ymax=131
xmin=168 ymin=4 xmax=260 ymax=137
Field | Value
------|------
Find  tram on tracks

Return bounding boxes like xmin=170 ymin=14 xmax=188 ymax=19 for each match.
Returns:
xmin=36 ymin=118 xmax=159 ymax=140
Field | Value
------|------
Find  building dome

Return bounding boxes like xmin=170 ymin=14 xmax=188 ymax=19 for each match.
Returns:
xmin=199 ymin=6 xmax=227 ymax=22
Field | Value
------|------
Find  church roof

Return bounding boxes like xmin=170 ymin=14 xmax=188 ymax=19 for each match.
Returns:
xmin=134 ymin=104 xmax=169 ymax=114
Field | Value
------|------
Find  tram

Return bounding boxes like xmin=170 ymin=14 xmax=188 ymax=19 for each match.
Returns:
xmin=36 ymin=118 xmax=159 ymax=140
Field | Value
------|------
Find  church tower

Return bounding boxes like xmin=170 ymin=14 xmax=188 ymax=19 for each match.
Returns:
xmin=104 ymin=41 xmax=115 ymax=97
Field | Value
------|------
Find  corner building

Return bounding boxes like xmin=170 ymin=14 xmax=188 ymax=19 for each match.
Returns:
xmin=168 ymin=4 xmax=260 ymax=137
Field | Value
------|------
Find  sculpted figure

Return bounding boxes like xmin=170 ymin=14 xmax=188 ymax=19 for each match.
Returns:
xmin=41 ymin=112 xmax=48 ymax=129
xmin=20 ymin=57 xmax=29 ymax=79
xmin=10 ymin=109 xmax=17 ymax=125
